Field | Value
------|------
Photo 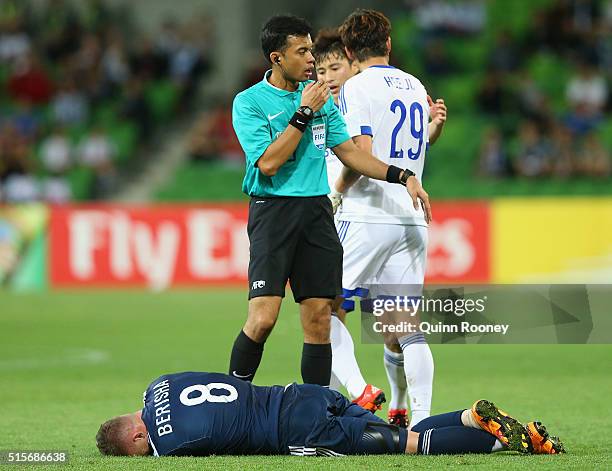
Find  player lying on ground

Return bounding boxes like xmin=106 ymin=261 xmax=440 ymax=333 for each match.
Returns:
xmin=96 ymin=371 xmax=564 ymax=457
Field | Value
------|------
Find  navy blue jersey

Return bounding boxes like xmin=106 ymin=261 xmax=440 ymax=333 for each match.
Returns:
xmin=141 ymin=372 xmax=285 ymax=456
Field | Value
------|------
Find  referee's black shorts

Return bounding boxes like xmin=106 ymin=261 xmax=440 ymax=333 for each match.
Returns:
xmin=247 ymin=195 xmax=343 ymax=303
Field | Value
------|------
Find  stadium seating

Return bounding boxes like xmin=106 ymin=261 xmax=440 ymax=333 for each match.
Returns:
xmin=155 ymin=0 xmax=609 ymax=201
xmin=0 ymin=1 xmax=205 ymax=203
xmin=156 ymin=162 xmax=247 ymax=201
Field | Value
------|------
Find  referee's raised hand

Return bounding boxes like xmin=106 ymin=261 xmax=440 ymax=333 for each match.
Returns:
xmin=301 ymin=81 xmax=330 ymax=112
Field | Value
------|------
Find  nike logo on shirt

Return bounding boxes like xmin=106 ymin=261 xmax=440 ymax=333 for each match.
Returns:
xmin=267 ymin=111 xmax=285 ymax=121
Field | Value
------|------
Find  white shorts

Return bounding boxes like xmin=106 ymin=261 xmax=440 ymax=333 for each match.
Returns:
xmin=337 ymin=220 xmax=428 ymax=300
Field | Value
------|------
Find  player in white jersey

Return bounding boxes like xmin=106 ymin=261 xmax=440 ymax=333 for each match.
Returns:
xmin=313 ymin=28 xmax=387 ymax=413
xmin=331 ymin=9 xmax=447 ymax=429
xmin=313 ymin=30 xmax=357 ymax=216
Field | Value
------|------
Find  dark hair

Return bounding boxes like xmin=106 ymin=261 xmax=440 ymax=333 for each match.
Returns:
xmin=96 ymin=417 xmax=129 ymax=456
xmin=312 ymin=28 xmax=349 ymax=64
xmin=339 ymin=9 xmax=391 ymax=62
xmin=261 ymin=15 xmax=312 ymax=63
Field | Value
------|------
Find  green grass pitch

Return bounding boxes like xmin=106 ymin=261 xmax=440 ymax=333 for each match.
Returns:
xmin=2 ymin=289 xmax=610 ymax=470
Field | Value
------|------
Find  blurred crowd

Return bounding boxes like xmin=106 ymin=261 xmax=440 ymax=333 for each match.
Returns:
xmin=189 ymin=0 xmax=610 ymax=182
xmin=405 ymin=0 xmax=611 ymax=180
xmin=186 ymin=95 xmax=243 ymax=166
xmin=0 ymin=0 xmax=213 ymax=203
xmin=409 ymin=0 xmax=486 ymax=35
xmin=476 ymin=0 xmax=611 ymax=179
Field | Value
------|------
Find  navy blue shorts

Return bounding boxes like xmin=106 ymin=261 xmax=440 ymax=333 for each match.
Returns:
xmin=278 ymin=383 xmax=402 ymax=456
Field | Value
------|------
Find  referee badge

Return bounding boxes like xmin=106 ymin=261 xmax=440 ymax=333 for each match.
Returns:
xmin=312 ymin=123 xmax=326 ymax=150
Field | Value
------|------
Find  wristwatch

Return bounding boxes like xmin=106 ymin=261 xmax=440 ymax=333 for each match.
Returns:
xmin=296 ymin=106 xmax=314 ymax=121
xmin=399 ymin=169 xmax=415 ymax=185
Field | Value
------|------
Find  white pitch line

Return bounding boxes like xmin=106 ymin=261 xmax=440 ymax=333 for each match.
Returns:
xmin=0 ymin=349 xmax=110 ymax=370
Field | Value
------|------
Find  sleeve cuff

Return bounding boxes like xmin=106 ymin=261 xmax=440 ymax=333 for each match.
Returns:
xmin=360 ymin=125 xmax=373 ymax=136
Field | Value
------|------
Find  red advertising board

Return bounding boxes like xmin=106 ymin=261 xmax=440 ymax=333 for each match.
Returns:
xmin=49 ymin=202 xmax=490 ymax=288
xmin=425 ymin=201 xmax=490 ymax=283
xmin=49 ymin=204 xmax=249 ymax=288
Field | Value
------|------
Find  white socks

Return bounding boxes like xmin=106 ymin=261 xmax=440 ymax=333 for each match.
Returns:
xmin=383 ymin=345 xmax=407 ymax=410
xmin=491 ymin=439 xmax=505 ymax=452
xmin=461 ymin=408 xmax=480 ymax=429
xmin=330 ymin=315 xmax=434 ymax=421
xmin=461 ymin=409 xmax=504 ymax=451
xmin=398 ymin=333 xmax=434 ymax=427
xmin=330 ymin=315 xmax=367 ymax=399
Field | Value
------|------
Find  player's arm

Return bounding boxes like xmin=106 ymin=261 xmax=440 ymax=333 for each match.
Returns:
xmin=427 ymin=95 xmax=447 ymax=145
xmin=332 ymin=139 xmax=432 ymax=222
xmin=255 ymin=82 xmax=329 ymax=176
xmin=332 ymin=135 xmax=372 ymax=194
xmin=332 ymin=80 xmax=380 ymax=193
xmin=334 ymin=135 xmax=370 ymax=193
xmin=330 ymin=81 xmax=373 ymax=193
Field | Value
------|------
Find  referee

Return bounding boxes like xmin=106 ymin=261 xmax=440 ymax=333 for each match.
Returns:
xmin=230 ymin=14 xmax=431 ymax=386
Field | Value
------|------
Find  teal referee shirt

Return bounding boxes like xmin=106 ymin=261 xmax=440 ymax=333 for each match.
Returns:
xmin=233 ymin=71 xmax=351 ymax=197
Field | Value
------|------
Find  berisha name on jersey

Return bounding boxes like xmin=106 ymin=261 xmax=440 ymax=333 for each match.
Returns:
xmin=148 ymin=378 xmax=173 ymax=439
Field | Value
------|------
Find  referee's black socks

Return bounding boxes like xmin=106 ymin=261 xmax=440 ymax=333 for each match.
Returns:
xmin=301 ymin=343 xmax=332 ymax=387
xmin=229 ymin=330 xmax=264 ymax=382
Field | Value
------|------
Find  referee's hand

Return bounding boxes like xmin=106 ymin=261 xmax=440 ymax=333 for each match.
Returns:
xmin=405 ymin=177 xmax=432 ymax=224
xmin=301 ymin=81 xmax=330 ymax=113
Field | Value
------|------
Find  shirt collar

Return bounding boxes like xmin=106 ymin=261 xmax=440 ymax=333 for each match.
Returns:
xmin=367 ymin=64 xmax=396 ymax=69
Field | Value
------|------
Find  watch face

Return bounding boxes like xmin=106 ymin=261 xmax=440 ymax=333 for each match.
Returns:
xmin=300 ymin=106 xmax=313 ymax=117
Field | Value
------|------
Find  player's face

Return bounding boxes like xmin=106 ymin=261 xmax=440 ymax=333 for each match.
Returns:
xmin=316 ymin=54 xmax=356 ymax=102
xmin=278 ymin=34 xmax=315 ymax=82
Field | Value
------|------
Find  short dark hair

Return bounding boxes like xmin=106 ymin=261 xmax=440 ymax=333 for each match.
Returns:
xmin=339 ymin=9 xmax=391 ymax=62
xmin=96 ymin=417 xmax=129 ymax=456
xmin=261 ymin=14 xmax=312 ymax=63
xmin=312 ymin=28 xmax=349 ymax=64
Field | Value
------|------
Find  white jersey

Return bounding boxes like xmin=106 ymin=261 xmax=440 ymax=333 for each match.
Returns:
xmin=337 ymin=65 xmax=429 ymax=225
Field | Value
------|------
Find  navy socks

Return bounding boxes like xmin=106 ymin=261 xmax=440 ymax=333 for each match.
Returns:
xmin=417 ymin=426 xmax=496 ymax=455
xmin=411 ymin=410 xmax=463 ymax=433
